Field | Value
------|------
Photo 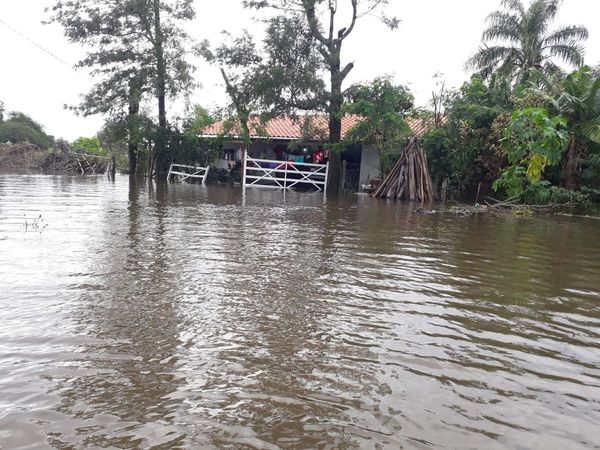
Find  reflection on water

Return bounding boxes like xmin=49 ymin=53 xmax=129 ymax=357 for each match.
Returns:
xmin=1 ymin=173 xmax=599 ymax=449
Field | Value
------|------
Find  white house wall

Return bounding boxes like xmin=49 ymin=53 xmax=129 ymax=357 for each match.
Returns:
xmin=359 ymin=145 xmax=381 ymax=188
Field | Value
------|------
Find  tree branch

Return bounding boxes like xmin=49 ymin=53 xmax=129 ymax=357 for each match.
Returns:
xmin=340 ymin=61 xmax=354 ymax=81
xmin=304 ymin=0 xmax=328 ymax=45
xmin=340 ymin=0 xmax=357 ymax=40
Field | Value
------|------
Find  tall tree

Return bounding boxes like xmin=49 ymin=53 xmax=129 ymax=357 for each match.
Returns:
xmin=203 ymin=31 xmax=263 ymax=151
xmin=49 ymin=0 xmax=196 ymax=176
xmin=467 ymin=0 xmax=588 ymax=81
xmin=245 ymin=0 xmax=399 ymax=191
xmin=67 ymin=69 xmax=148 ymax=174
xmin=259 ymin=15 xmax=326 ymax=114
xmin=202 ymin=15 xmax=324 ymax=159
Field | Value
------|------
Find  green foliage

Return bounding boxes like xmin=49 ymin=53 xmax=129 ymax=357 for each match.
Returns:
xmin=72 ymin=137 xmax=107 ymax=156
xmin=421 ymin=76 xmax=513 ymax=197
xmin=520 ymin=182 xmax=598 ymax=210
xmin=494 ymin=107 xmax=568 ymax=194
xmin=553 ymin=66 xmax=600 ymax=144
xmin=97 ymin=119 xmax=127 ymax=150
xmin=50 ymin=0 xmax=196 ymax=106
xmin=448 ymin=76 xmax=512 ymax=128
xmin=0 ymin=123 xmax=52 ymax=150
xmin=345 ymin=77 xmax=414 ymax=120
xmin=183 ymin=106 xmax=216 ymax=136
xmin=508 ymin=65 xmax=600 ymax=188
xmin=493 ymin=165 xmax=528 ymax=197
xmin=421 ymin=127 xmax=452 ymax=181
xmin=504 ymin=108 xmax=567 ymax=167
xmin=417 ymin=0 xmax=600 ymax=206
xmin=166 ymin=108 xmax=220 ymax=167
xmin=202 ymin=14 xmax=324 ymax=149
xmin=581 ymin=153 xmax=600 ymax=189
xmin=50 ymin=0 xmax=197 ymax=175
xmin=344 ymin=76 xmax=414 ymax=173
xmin=422 ymin=68 xmax=600 ymax=209
xmin=0 ymin=112 xmax=54 ymax=149
xmin=6 ymin=113 xmax=47 ymax=135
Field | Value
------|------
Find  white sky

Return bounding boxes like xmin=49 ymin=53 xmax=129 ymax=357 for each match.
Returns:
xmin=0 ymin=0 xmax=598 ymax=140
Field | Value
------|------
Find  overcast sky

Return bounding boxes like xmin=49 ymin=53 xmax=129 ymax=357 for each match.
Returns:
xmin=0 ymin=0 xmax=598 ymax=140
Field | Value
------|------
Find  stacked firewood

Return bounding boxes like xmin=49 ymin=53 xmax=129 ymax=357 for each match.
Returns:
xmin=62 ymin=152 xmax=110 ymax=174
xmin=372 ymin=138 xmax=436 ymax=203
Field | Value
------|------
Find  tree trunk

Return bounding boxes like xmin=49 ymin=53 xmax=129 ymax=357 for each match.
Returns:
xmin=220 ymin=68 xmax=250 ymax=185
xmin=127 ymin=77 xmax=141 ymax=175
xmin=240 ymin=115 xmax=251 ymax=184
xmin=327 ymin=53 xmax=343 ymax=193
xmin=128 ymin=143 xmax=138 ymax=175
xmin=153 ymin=0 xmax=168 ymax=179
xmin=328 ymin=113 xmax=342 ymax=192
xmin=564 ymin=133 xmax=583 ymax=190
xmin=110 ymin=155 xmax=116 ymax=179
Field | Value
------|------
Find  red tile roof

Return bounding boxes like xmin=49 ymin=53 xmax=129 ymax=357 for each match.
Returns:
xmin=201 ymin=115 xmax=437 ymax=141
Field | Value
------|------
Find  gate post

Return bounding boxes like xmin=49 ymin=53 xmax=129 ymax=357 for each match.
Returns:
xmin=242 ymin=149 xmax=247 ymax=188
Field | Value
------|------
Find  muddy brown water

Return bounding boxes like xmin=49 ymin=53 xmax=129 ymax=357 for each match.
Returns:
xmin=0 ymin=173 xmax=599 ymax=449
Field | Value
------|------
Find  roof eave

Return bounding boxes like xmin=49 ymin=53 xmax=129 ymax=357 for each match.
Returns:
xmin=198 ymin=134 xmax=329 ymax=143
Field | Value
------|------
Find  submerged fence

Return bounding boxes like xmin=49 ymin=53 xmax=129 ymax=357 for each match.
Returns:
xmin=242 ymin=155 xmax=329 ymax=193
xmin=167 ymin=163 xmax=209 ymax=184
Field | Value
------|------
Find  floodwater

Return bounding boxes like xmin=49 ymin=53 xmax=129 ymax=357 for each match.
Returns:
xmin=0 ymin=174 xmax=599 ymax=450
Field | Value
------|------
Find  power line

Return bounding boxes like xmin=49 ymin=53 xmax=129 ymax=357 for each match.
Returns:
xmin=0 ymin=17 xmax=88 ymax=79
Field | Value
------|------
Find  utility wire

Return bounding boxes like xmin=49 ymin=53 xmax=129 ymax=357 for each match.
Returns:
xmin=0 ymin=17 xmax=88 ymax=79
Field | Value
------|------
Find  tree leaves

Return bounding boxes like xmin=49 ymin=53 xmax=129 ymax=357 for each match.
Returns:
xmin=344 ymin=76 xmax=413 ymax=171
xmin=500 ymin=107 xmax=568 ymax=190
xmin=50 ymin=0 xmax=196 ymax=116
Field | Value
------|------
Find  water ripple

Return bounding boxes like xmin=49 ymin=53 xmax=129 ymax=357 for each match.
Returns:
xmin=0 ymin=174 xmax=599 ymax=449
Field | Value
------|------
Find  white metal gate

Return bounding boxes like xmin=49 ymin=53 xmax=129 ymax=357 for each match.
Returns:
xmin=243 ymin=155 xmax=329 ymax=192
xmin=167 ymin=163 xmax=209 ymax=184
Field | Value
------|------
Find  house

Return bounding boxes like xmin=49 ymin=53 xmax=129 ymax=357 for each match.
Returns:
xmin=200 ymin=115 xmax=435 ymax=192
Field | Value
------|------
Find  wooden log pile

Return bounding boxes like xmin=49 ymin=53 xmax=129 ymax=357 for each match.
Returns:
xmin=37 ymin=151 xmax=110 ymax=174
xmin=372 ymin=138 xmax=436 ymax=203
xmin=65 ymin=152 xmax=111 ymax=175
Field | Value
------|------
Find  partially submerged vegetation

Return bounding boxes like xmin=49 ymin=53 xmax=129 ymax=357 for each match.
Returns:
xmin=0 ymin=106 xmax=113 ymax=174
xmin=420 ymin=67 xmax=600 ymax=213
xmin=420 ymin=0 xmax=599 ymax=213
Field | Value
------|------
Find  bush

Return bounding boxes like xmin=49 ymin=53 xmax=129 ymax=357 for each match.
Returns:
xmin=0 ymin=121 xmax=53 ymax=149
xmin=72 ymin=137 xmax=108 ymax=156
xmin=581 ymin=153 xmax=600 ymax=189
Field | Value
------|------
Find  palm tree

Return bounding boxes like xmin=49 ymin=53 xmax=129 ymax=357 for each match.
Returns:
xmin=467 ymin=0 xmax=588 ymax=81
xmin=553 ymin=66 xmax=600 ymax=188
